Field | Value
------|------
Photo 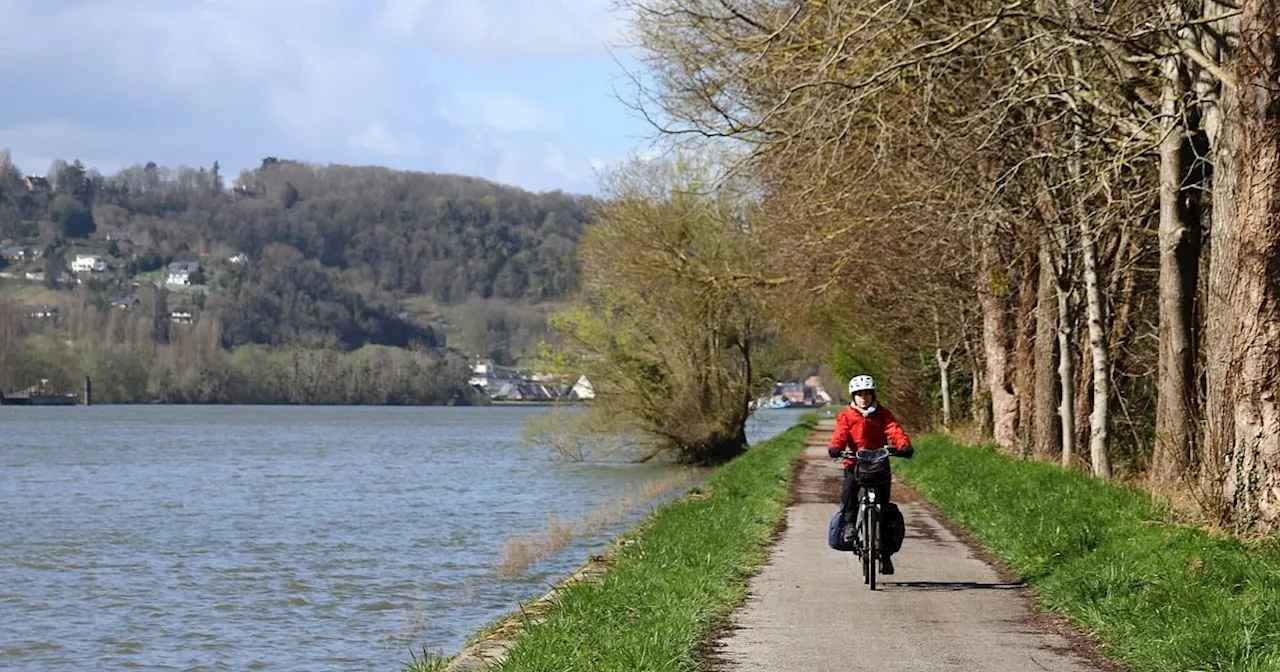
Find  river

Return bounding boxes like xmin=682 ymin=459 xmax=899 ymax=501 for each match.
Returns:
xmin=0 ymin=405 xmax=808 ymax=671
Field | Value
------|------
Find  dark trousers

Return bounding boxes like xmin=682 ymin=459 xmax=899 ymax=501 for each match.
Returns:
xmin=840 ymin=468 xmax=892 ymax=557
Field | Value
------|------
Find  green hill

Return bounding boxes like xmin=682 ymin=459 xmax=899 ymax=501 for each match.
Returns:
xmin=0 ymin=151 xmax=591 ymax=361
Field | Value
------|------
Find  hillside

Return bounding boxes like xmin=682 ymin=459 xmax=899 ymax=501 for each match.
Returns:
xmin=0 ymin=151 xmax=590 ymax=361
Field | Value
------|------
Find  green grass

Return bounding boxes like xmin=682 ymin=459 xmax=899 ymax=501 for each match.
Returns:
xmin=403 ymin=647 xmax=449 ymax=672
xmin=897 ymin=435 xmax=1280 ymax=672
xmin=446 ymin=417 xmax=816 ymax=672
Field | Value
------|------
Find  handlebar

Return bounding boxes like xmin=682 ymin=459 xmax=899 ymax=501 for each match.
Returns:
xmin=835 ymin=447 xmax=904 ymax=462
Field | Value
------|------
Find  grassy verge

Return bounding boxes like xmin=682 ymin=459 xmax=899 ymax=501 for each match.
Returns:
xmin=897 ymin=434 xmax=1280 ymax=672
xmin=455 ymin=417 xmax=816 ymax=671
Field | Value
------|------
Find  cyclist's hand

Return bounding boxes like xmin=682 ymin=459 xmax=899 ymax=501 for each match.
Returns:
xmin=894 ymin=445 xmax=914 ymax=459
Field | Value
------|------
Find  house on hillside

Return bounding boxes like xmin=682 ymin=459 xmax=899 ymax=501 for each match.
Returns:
xmin=170 ymin=307 xmax=196 ymax=324
xmin=571 ymin=375 xmax=595 ymax=400
xmin=228 ymin=252 xmax=249 ymax=264
xmin=1 ymin=245 xmax=29 ymax=261
xmin=105 ymin=229 xmax=132 ymax=243
xmin=167 ymin=261 xmax=201 ymax=285
xmin=109 ymin=295 xmax=140 ymax=309
xmin=24 ymin=304 xmax=57 ymax=319
xmin=70 ymin=254 xmax=107 ymax=273
xmin=24 ymin=176 xmax=50 ymax=192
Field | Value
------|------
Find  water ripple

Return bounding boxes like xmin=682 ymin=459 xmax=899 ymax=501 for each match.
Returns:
xmin=0 ymin=405 xmax=803 ymax=671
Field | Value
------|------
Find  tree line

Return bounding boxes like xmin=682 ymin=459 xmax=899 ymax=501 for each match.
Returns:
xmin=0 ymin=294 xmax=477 ymax=405
xmin=0 ymin=150 xmax=596 ymax=399
xmin=0 ymin=153 xmax=590 ymax=303
xmin=572 ymin=0 xmax=1279 ymax=531
xmin=0 ymin=150 xmax=591 ymax=355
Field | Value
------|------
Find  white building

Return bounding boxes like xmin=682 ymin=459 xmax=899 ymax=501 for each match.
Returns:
xmin=571 ymin=375 xmax=595 ymax=400
xmin=70 ymin=254 xmax=106 ymax=273
xmin=167 ymin=261 xmax=201 ymax=285
xmin=469 ymin=358 xmax=495 ymax=389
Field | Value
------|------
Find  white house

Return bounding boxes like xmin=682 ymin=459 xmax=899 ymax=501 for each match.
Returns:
xmin=469 ymin=358 xmax=496 ymax=389
xmin=70 ymin=254 xmax=106 ymax=273
xmin=228 ymin=253 xmax=249 ymax=264
xmin=167 ymin=261 xmax=201 ymax=285
xmin=571 ymin=375 xmax=595 ymax=400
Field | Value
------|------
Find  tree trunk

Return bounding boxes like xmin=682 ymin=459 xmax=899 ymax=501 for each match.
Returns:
xmin=937 ymin=348 xmax=953 ymax=430
xmin=1015 ymin=258 xmax=1038 ymax=458
xmin=1205 ymin=0 xmax=1280 ymax=532
xmin=980 ymin=221 xmax=1019 ymax=451
xmin=1054 ymin=229 xmax=1078 ymax=469
xmin=964 ymin=319 xmax=991 ymax=436
xmin=972 ymin=359 xmax=990 ymax=435
xmin=1153 ymin=52 xmax=1196 ymax=486
xmin=1075 ymin=339 xmax=1092 ymax=458
xmin=1107 ymin=227 xmax=1141 ymax=375
xmin=1034 ymin=236 xmax=1059 ymax=461
xmin=1080 ymin=216 xmax=1112 ymax=479
xmin=1064 ymin=23 xmax=1111 ymax=477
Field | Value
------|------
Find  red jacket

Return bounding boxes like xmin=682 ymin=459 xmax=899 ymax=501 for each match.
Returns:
xmin=828 ymin=405 xmax=911 ymax=469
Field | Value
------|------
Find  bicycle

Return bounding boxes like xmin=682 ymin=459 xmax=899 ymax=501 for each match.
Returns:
xmin=838 ymin=446 xmax=904 ymax=591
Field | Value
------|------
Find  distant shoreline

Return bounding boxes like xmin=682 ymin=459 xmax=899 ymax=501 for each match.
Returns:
xmin=0 ymin=399 xmax=584 ymax=408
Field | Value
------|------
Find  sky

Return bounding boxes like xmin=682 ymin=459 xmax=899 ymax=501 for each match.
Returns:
xmin=0 ymin=0 xmax=661 ymax=195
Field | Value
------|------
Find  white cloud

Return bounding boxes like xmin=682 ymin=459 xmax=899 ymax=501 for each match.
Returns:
xmin=0 ymin=0 xmax=625 ymax=192
xmin=440 ymin=94 xmax=563 ymax=132
xmin=377 ymin=0 xmax=626 ymax=58
xmin=348 ymin=121 xmax=418 ymax=156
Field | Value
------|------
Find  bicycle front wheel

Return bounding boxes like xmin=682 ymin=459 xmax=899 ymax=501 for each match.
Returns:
xmin=867 ymin=507 xmax=878 ymax=591
xmin=859 ymin=507 xmax=871 ymax=585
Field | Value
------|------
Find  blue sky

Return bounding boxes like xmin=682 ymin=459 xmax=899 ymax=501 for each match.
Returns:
xmin=0 ymin=0 xmax=660 ymax=194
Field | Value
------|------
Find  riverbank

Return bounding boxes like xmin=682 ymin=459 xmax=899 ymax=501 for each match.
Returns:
xmin=895 ymin=435 xmax=1280 ymax=672
xmin=407 ymin=415 xmax=818 ymax=671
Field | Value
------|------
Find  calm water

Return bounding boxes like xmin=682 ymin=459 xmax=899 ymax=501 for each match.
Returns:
xmin=0 ymin=405 xmax=804 ymax=671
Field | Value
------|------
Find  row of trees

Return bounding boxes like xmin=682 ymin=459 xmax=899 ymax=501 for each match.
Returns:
xmin=598 ymin=0 xmax=1278 ymax=530
xmin=0 ymin=294 xmax=477 ymax=405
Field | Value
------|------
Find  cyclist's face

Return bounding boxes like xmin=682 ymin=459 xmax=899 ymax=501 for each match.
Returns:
xmin=854 ymin=390 xmax=875 ymax=408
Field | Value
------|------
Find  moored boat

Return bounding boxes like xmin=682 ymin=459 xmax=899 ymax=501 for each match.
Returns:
xmin=0 ymin=379 xmax=78 ymax=405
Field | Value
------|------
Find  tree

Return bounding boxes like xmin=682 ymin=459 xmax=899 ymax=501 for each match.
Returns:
xmin=1202 ymin=0 xmax=1280 ymax=531
xmin=42 ymin=244 xmax=66 ymax=289
xmin=540 ymin=155 xmax=783 ymax=464
xmin=51 ymin=194 xmax=96 ymax=238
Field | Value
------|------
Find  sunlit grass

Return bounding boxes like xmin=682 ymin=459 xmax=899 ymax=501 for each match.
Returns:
xmin=493 ymin=419 xmax=816 ymax=671
xmin=896 ymin=435 xmax=1280 ymax=672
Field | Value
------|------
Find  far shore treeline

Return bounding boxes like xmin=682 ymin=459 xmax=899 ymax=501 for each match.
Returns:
xmin=0 ymin=152 xmax=595 ymax=404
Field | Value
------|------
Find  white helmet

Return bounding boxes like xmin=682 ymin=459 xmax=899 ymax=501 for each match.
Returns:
xmin=848 ymin=375 xmax=876 ymax=396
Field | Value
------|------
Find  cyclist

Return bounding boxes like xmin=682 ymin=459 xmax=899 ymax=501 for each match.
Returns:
xmin=827 ymin=374 xmax=914 ymax=575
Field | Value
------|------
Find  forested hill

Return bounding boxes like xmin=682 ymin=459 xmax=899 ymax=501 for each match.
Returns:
xmin=0 ymin=152 xmax=593 ymax=354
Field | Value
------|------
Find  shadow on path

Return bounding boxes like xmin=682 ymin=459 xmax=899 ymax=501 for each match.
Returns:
xmin=880 ymin=581 xmax=1027 ymax=591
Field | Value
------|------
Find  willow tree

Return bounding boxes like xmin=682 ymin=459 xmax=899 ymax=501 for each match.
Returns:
xmin=540 ymin=155 xmax=784 ymax=465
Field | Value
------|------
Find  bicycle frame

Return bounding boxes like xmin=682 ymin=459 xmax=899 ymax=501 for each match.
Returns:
xmin=855 ymin=486 xmax=881 ymax=590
